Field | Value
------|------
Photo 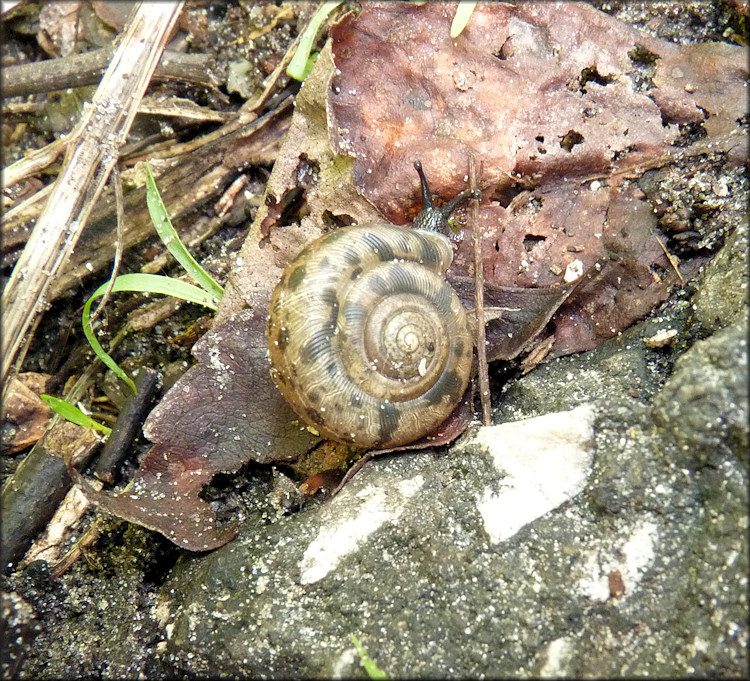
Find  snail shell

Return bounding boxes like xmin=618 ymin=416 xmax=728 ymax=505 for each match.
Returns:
xmin=266 ymin=223 xmax=473 ymax=449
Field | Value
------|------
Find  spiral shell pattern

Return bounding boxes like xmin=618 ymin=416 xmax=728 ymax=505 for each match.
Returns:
xmin=266 ymin=223 xmax=472 ymax=449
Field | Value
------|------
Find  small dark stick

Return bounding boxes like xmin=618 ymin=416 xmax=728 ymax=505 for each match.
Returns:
xmin=469 ymin=155 xmax=491 ymax=426
xmin=0 ymin=425 xmax=101 ymax=573
xmin=93 ymin=367 xmax=159 ymax=483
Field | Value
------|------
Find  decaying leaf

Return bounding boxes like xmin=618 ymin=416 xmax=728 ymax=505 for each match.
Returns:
xmin=81 ymin=1 xmax=747 ymax=550
xmin=329 ymin=2 xmax=746 ymax=214
xmin=328 ymin=1 xmax=746 ymax=353
xmin=449 ymin=274 xmax=575 ymax=362
xmin=78 ymin=307 xmax=320 ymax=551
xmin=2 ymin=374 xmax=53 ymax=455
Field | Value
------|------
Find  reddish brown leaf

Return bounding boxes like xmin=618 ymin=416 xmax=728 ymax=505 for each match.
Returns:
xmin=76 ymin=445 xmax=237 ymax=551
xmin=651 ymin=41 xmax=748 ymax=136
xmin=329 ymin=2 xmax=746 ymax=353
xmin=2 ymin=376 xmax=52 ymax=455
xmin=142 ymin=307 xmax=319 ymax=466
xmin=448 ymin=273 xmax=573 ymax=362
xmin=328 ymin=2 xmax=703 ymax=219
xmin=81 ymin=307 xmax=320 ymax=551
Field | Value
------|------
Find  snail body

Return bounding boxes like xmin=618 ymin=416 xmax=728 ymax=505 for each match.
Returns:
xmin=266 ymin=165 xmax=475 ymax=449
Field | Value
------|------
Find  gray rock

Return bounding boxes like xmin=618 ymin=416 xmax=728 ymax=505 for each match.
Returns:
xmin=653 ymin=316 xmax=748 ymax=469
xmin=692 ymin=216 xmax=749 ymax=334
xmin=160 ymin=305 xmax=748 ymax=677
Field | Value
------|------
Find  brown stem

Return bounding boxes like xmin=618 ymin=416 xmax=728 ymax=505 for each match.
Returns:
xmin=1 ymin=46 xmax=218 ymax=98
xmin=469 ymin=155 xmax=491 ymax=426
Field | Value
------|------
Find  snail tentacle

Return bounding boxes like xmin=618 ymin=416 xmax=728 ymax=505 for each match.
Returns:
xmin=412 ymin=160 xmax=480 ymax=234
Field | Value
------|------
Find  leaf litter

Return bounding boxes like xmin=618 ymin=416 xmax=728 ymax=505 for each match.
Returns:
xmin=80 ymin=2 xmax=747 ymax=550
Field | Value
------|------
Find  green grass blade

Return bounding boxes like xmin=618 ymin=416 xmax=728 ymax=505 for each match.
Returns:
xmin=144 ymin=162 xmax=224 ymax=303
xmin=287 ymin=0 xmax=343 ymax=81
xmin=450 ymin=0 xmax=477 ymax=37
xmin=82 ymin=273 xmax=219 ymax=395
xmin=40 ymin=394 xmax=113 ymax=435
xmin=92 ymin=273 xmax=220 ymax=309
xmin=350 ymin=634 xmax=389 ymax=680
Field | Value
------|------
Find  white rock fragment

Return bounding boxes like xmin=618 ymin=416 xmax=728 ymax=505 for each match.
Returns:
xmin=537 ymin=636 xmax=575 ymax=678
xmin=644 ymin=328 xmax=678 ymax=348
xmin=564 ymin=259 xmax=584 ymax=283
xmin=299 ymin=475 xmax=425 ymax=584
xmin=473 ymin=404 xmax=597 ymax=543
xmin=577 ymin=519 xmax=659 ymax=601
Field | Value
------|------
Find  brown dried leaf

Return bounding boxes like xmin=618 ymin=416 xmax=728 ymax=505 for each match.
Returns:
xmin=90 ymin=1 xmax=136 ymax=31
xmin=328 ymin=1 xmax=747 ymax=353
xmin=80 ymin=307 xmax=320 ymax=551
xmin=141 ymin=307 xmax=317 ymax=466
xmin=651 ymin=41 xmax=748 ymax=136
xmin=449 ymin=274 xmax=573 ymax=361
xmin=2 ymin=375 xmax=53 ymax=455
xmin=329 ymin=2 xmax=684 ymax=219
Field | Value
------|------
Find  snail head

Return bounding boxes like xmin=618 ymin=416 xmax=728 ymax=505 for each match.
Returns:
xmin=412 ymin=160 xmax=481 ymax=235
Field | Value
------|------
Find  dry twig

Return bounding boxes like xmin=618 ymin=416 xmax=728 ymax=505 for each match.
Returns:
xmin=1 ymin=46 xmax=218 ymax=98
xmin=469 ymin=155 xmax=491 ymax=426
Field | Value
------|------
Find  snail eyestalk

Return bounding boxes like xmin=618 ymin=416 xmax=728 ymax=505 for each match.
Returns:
xmin=412 ymin=160 xmax=481 ymax=234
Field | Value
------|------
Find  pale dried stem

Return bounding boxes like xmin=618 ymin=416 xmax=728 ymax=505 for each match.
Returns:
xmin=4 ymin=135 xmax=70 ymax=188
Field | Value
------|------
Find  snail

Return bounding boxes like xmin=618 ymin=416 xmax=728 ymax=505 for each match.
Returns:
xmin=266 ymin=163 xmax=477 ymax=449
